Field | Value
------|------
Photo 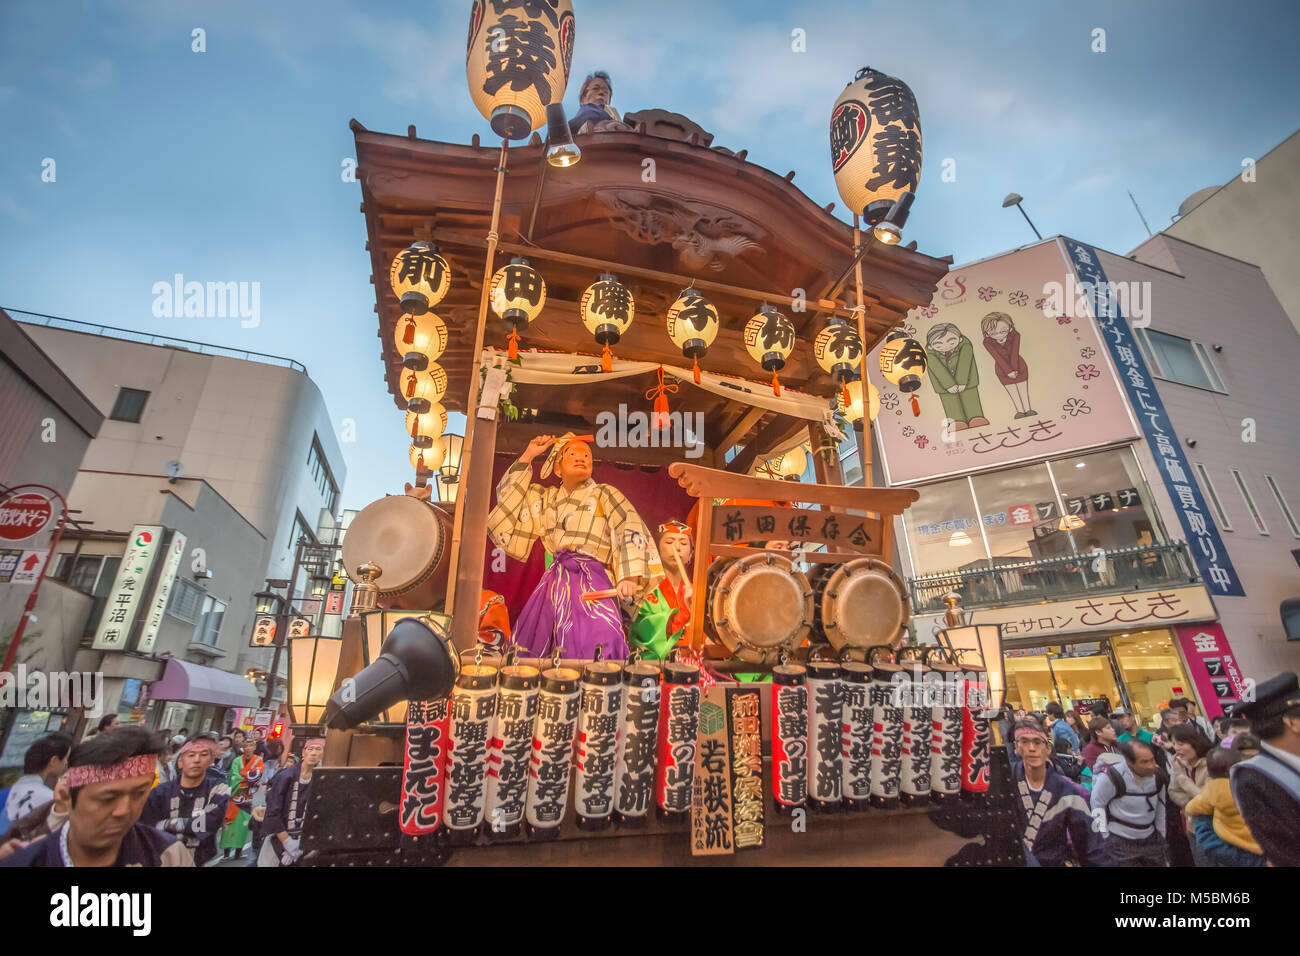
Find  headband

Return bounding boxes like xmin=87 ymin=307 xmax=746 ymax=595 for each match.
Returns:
xmin=177 ymin=739 xmax=218 ymax=758
xmin=540 ymin=433 xmax=595 ymax=480
xmin=303 ymin=738 xmax=326 ymax=750
xmin=658 ymin=520 xmax=692 ymax=536
xmin=65 ymin=753 xmax=157 ymax=789
xmin=1014 ymin=726 xmax=1050 ymax=744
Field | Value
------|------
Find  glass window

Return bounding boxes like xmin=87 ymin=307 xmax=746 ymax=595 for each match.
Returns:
xmin=1138 ymin=328 xmax=1225 ymax=392
xmin=167 ymin=578 xmax=205 ymax=623
xmin=1051 ymin=448 xmax=1163 ymax=555
xmin=1231 ymin=470 xmax=1268 ymax=535
xmin=81 ymin=556 xmax=120 ymax=639
xmin=902 ymin=476 xmax=984 ymax=577
xmin=109 ymin=387 xmax=150 ymax=422
xmin=67 ymin=555 xmax=103 ymax=594
xmin=194 ymin=596 xmax=226 ymax=646
xmin=1111 ymin=630 xmax=1196 ymax=731
xmin=1192 ymin=463 xmax=1232 ymax=531
xmin=970 ymin=462 xmax=1067 ymax=566
xmin=1264 ymin=475 xmax=1300 ymax=538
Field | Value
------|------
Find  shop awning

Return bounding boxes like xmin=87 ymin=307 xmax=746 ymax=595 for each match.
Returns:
xmin=150 ymin=659 xmax=260 ymax=709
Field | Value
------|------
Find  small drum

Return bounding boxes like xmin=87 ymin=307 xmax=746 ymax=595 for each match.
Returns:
xmin=706 ymin=552 xmax=814 ymax=665
xmin=342 ymin=495 xmax=452 ymax=610
xmin=812 ymin=557 xmax=910 ymax=658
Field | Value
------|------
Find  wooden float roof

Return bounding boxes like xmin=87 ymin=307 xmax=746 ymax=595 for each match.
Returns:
xmin=354 ymin=114 xmax=952 ymax=464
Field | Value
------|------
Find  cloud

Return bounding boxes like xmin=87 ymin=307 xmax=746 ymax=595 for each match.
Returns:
xmin=73 ymin=57 xmax=113 ymax=91
xmin=0 ymin=196 xmax=33 ymax=223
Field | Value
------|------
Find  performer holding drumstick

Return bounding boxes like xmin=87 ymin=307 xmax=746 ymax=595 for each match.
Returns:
xmin=627 ymin=520 xmax=695 ymax=660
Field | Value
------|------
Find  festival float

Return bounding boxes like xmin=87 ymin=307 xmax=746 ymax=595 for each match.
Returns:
xmin=297 ymin=1 xmax=1022 ymax=866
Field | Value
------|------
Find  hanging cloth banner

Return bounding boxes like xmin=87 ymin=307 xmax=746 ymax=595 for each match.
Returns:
xmin=481 ymin=348 xmax=833 ymax=424
xmin=1061 ymin=238 xmax=1243 ymax=596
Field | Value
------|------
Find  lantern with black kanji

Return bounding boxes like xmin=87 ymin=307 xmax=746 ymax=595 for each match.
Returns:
xmin=879 ymin=330 xmax=928 ymax=416
xmin=830 ymin=67 xmax=922 ymax=227
xmin=399 ymin=364 xmax=449 ymax=413
xmin=394 ymin=312 xmax=448 ymax=369
xmin=466 ymin=0 xmax=576 ymax=141
xmin=743 ymin=306 xmax=795 ymax=396
xmin=813 ymin=321 xmax=862 ymax=407
xmin=490 ymin=257 xmax=546 ymax=359
xmin=390 ymin=241 xmax=450 ymax=315
xmin=410 ymin=438 xmax=447 ymax=476
xmin=665 ymin=289 xmax=718 ymax=383
xmin=405 ymin=403 xmax=447 ymax=448
xmin=580 ymin=273 xmax=634 ymax=371
xmin=838 ymin=378 xmax=880 ymax=424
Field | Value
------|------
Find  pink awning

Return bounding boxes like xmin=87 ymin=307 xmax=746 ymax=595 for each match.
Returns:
xmin=150 ymin=658 xmax=260 ymax=708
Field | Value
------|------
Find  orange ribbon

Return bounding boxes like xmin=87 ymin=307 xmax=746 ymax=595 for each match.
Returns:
xmin=771 ymin=370 xmax=782 ymax=397
xmin=601 ymin=342 xmax=613 ymax=373
xmin=507 ymin=329 xmax=520 ymax=360
xmin=646 ymin=365 xmax=679 ymax=431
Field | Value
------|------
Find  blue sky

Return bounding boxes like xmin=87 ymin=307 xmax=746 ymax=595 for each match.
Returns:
xmin=3 ymin=0 xmax=1298 ymax=513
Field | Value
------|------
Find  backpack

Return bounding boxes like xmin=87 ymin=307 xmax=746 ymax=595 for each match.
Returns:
xmin=1102 ymin=764 xmax=1169 ymax=825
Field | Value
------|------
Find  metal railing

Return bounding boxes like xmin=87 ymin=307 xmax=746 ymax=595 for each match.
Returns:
xmin=908 ymin=541 xmax=1200 ymax=615
xmin=6 ymin=308 xmax=308 ymax=375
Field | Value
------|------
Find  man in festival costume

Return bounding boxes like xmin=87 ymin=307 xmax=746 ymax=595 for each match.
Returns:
xmin=220 ymin=735 xmax=264 ymax=860
xmin=258 ymin=737 xmax=324 ymax=867
xmin=488 ymin=433 xmax=661 ymax=659
xmin=628 ymin=520 xmax=694 ymax=660
xmin=4 ymin=732 xmax=71 ymax=825
xmin=1010 ymin=719 xmax=1111 ymax=866
xmin=140 ymin=736 xmax=230 ymax=866
xmin=1230 ymin=672 xmax=1300 ymax=866
xmin=0 ymin=726 xmax=193 ymax=867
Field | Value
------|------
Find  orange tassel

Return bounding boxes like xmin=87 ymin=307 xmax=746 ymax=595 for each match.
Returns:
xmin=645 ymin=365 xmax=679 ymax=432
xmin=417 ymin=452 xmax=425 ymax=471
xmin=842 ymin=383 xmax=851 ymax=409
xmin=602 ymin=342 xmax=612 ymax=373
xmin=402 ymin=317 xmax=415 ymax=345
xmin=772 ymin=370 xmax=782 ymax=397
xmin=693 ymin=356 xmax=701 ymax=384
xmin=405 ymin=376 xmax=416 ymax=399
xmin=507 ymin=329 xmax=519 ymax=360
xmin=911 ymin=394 xmax=921 ymax=417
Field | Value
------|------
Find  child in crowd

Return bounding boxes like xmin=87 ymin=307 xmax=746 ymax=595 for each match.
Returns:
xmin=1184 ymin=748 xmax=1266 ymax=867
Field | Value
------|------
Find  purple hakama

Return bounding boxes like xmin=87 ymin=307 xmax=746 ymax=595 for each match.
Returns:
xmin=513 ymin=549 xmax=629 ymax=660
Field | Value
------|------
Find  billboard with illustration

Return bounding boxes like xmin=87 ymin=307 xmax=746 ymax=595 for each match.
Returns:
xmin=868 ymin=239 xmax=1139 ymax=485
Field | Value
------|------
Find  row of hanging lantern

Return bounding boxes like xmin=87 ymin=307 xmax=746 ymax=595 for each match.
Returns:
xmin=390 ymin=241 xmax=453 ymax=476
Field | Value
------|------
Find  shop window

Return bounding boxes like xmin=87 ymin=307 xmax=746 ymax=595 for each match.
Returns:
xmin=1135 ymin=328 xmax=1226 ymax=393
xmin=1111 ymin=630 xmax=1196 ymax=732
xmin=1230 ymin=470 xmax=1268 ymax=535
xmin=1264 ymin=475 xmax=1300 ymax=539
xmin=970 ymin=462 xmax=1063 ymax=566
xmin=902 ymin=475 xmax=984 ymax=576
xmin=1192 ymin=463 xmax=1232 ymax=531
xmin=109 ymin=387 xmax=150 ymax=422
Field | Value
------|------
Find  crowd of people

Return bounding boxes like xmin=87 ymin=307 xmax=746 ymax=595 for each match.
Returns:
xmin=0 ymin=716 xmax=323 ymax=868
xmin=1006 ymin=672 xmax=1300 ymax=867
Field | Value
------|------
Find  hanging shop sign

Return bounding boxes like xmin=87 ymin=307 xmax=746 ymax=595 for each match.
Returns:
xmin=251 ymin=615 xmax=277 ymax=647
xmin=710 ymin=505 xmax=881 ymax=553
xmin=1173 ymin=622 xmax=1247 ymax=719
xmin=868 ymin=240 xmax=1139 ymax=485
xmin=324 ymin=591 xmax=345 ymax=616
xmin=0 ymin=491 xmax=53 ymax=542
xmin=690 ymin=684 xmax=766 ymax=857
xmin=136 ymin=531 xmax=187 ymax=654
xmin=91 ymin=525 xmax=164 ymax=650
xmin=1063 ymin=239 xmax=1243 ymax=597
xmin=970 ymin=584 xmax=1216 ymax=639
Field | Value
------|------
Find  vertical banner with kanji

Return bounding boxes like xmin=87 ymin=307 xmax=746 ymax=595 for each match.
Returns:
xmin=1174 ymin=623 xmax=1247 ymax=719
xmin=1062 ymin=238 xmax=1244 ymax=597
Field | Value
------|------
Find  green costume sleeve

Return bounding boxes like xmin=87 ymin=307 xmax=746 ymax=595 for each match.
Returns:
xmin=955 ymin=339 xmax=979 ymax=387
xmin=927 ymin=349 xmax=957 ymax=392
xmin=627 ymin=585 xmax=679 ymax=660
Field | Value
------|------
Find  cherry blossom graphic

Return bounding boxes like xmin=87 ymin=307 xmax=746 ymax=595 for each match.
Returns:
xmin=920 ymin=304 xmax=939 ymax=318
xmin=1075 ymin=363 xmax=1100 ymax=381
xmin=1034 ymin=296 xmax=1049 ymax=311
xmin=1079 ymin=346 xmax=1096 ymax=359
xmin=1008 ymin=290 xmax=1028 ymax=306
xmin=881 ymin=391 xmax=900 ymax=410
xmin=1062 ymin=398 xmax=1092 ymax=416
xmin=902 ymin=425 xmax=915 ymax=437
xmin=1056 ymin=315 xmax=1072 ymax=325
xmin=914 ymin=435 xmax=930 ymax=449
xmin=902 ymin=321 xmax=918 ymax=337
xmin=977 ymin=286 xmax=998 ymax=302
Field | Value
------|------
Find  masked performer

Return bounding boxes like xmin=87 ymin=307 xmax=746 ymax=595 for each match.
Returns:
xmin=258 ymin=737 xmax=323 ymax=867
xmin=220 ymin=736 xmax=264 ymax=860
xmin=488 ymin=433 xmax=660 ymax=659
xmin=140 ymin=737 xmax=230 ymax=866
xmin=628 ymin=520 xmax=694 ymax=660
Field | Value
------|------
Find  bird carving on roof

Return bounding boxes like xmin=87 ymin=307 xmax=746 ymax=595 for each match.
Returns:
xmin=601 ymin=190 xmax=764 ymax=272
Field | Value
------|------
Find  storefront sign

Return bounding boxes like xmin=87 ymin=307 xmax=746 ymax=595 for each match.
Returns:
xmin=136 ymin=531 xmax=187 ymax=654
xmin=1072 ymin=697 xmax=1111 ymax=716
xmin=1063 ymin=239 xmax=1243 ymax=597
xmin=0 ymin=549 xmax=47 ymax=585
xmin=0 ymin=492 xmax=53 ymax=541
xmin=972 ymin=584 xmax=1216 ymax=639
xmin=869 ymin=240 xmax=1139 ymax=485
xmin=1174 ymin=622 xmax=1247 ymax=719
xmin=91 ymin=525 xmax=164 ymax=650
xmin=324 ymin=591 xmax=345 ymax=615
xmin=712 ymin=506 xmax=880 ymax=553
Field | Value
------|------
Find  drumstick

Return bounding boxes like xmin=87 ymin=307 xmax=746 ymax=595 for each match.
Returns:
xmin=580 ymin=588 xmax=619 ymax=602
xmin=672 ymin=552 xmax=692 ymax=607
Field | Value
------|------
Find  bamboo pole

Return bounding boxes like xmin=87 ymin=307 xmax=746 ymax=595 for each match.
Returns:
xmin=853 ymin=214 xmax=873 ymax=485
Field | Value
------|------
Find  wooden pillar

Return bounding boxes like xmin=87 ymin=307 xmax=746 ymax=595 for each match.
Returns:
xmin=689 ymin=495 xmax=713 ymax=651
xmin=449 ymin=409 xmax=499 ymax=652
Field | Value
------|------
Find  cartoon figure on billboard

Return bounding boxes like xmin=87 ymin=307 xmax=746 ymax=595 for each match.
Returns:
xmin=924 ymin=322 xmax=988 ymax=430
xmin=980 ymin=311 xmax=1037 ymax=419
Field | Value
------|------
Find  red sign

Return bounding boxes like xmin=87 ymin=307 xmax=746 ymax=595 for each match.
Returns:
xmin=0 ymin=493 xmax=53 ymax=541
xmin=325 ymin=591 xmax=345 ymax=615
xmin=1008 ymin=503 xmax=1035 ymax=526
xmin=1174 ymin=622 xmax=1246 ymax=720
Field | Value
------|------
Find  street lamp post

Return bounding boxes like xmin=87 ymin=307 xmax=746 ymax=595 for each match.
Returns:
xmin=1002 ymin=192 xmax=1043 ymax=240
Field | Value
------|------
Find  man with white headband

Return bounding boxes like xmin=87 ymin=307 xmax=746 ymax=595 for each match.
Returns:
xmin=0 ymin=726 xmax=193 ymax=867
xmin=140 ymin=736 xmax=230 ymax=866
xmin=1011 ymin=718 xmax=1111 ymax=866
xmin=258 ymin=738 xmax=324 ymax=867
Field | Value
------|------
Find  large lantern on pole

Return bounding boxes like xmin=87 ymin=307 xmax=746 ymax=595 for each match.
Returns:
xmin=399 ymin=364 xmax=449 ymax=413
xmin=878 ymin=331 xmax=928 ymax=416
xmin=580 ymin=274 xmax=634 ymax=372
xmin=490 ymin=257 xmax=546 ymax=360
xmin=665 ymin=288 xmax=718 ymax=383
xmin=814 ymin=322 xmax=862 ymax=407
xmin=405 ymin=404 xmax=448 ymax=448
xmin=394 ymin=313 xmax=448 ymax=369
xmin=410 ymin=439 xmax=447 ymax=476
xmin=743 ymin=306 xmax=795 ymax=396
xmin=830 ymin=67 xmax=922 ymax=229
xmin=466 ymin=0 xmax=577 ymax=141
xmin=390 ymin=241 xmax=450 ymax=315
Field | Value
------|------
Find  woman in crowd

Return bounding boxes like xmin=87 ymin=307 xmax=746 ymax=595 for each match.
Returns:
xmin=1167 ymin=724 xmax=1211 ymax=865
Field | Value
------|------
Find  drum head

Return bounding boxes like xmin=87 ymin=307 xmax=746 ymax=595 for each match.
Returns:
xmin=709 ymin=553 xmax=813 ymax=662
xmin=821 ymin=558 xmax=910 ymax=652
xmin=343 ymin=495 xmax=448 ymax=600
